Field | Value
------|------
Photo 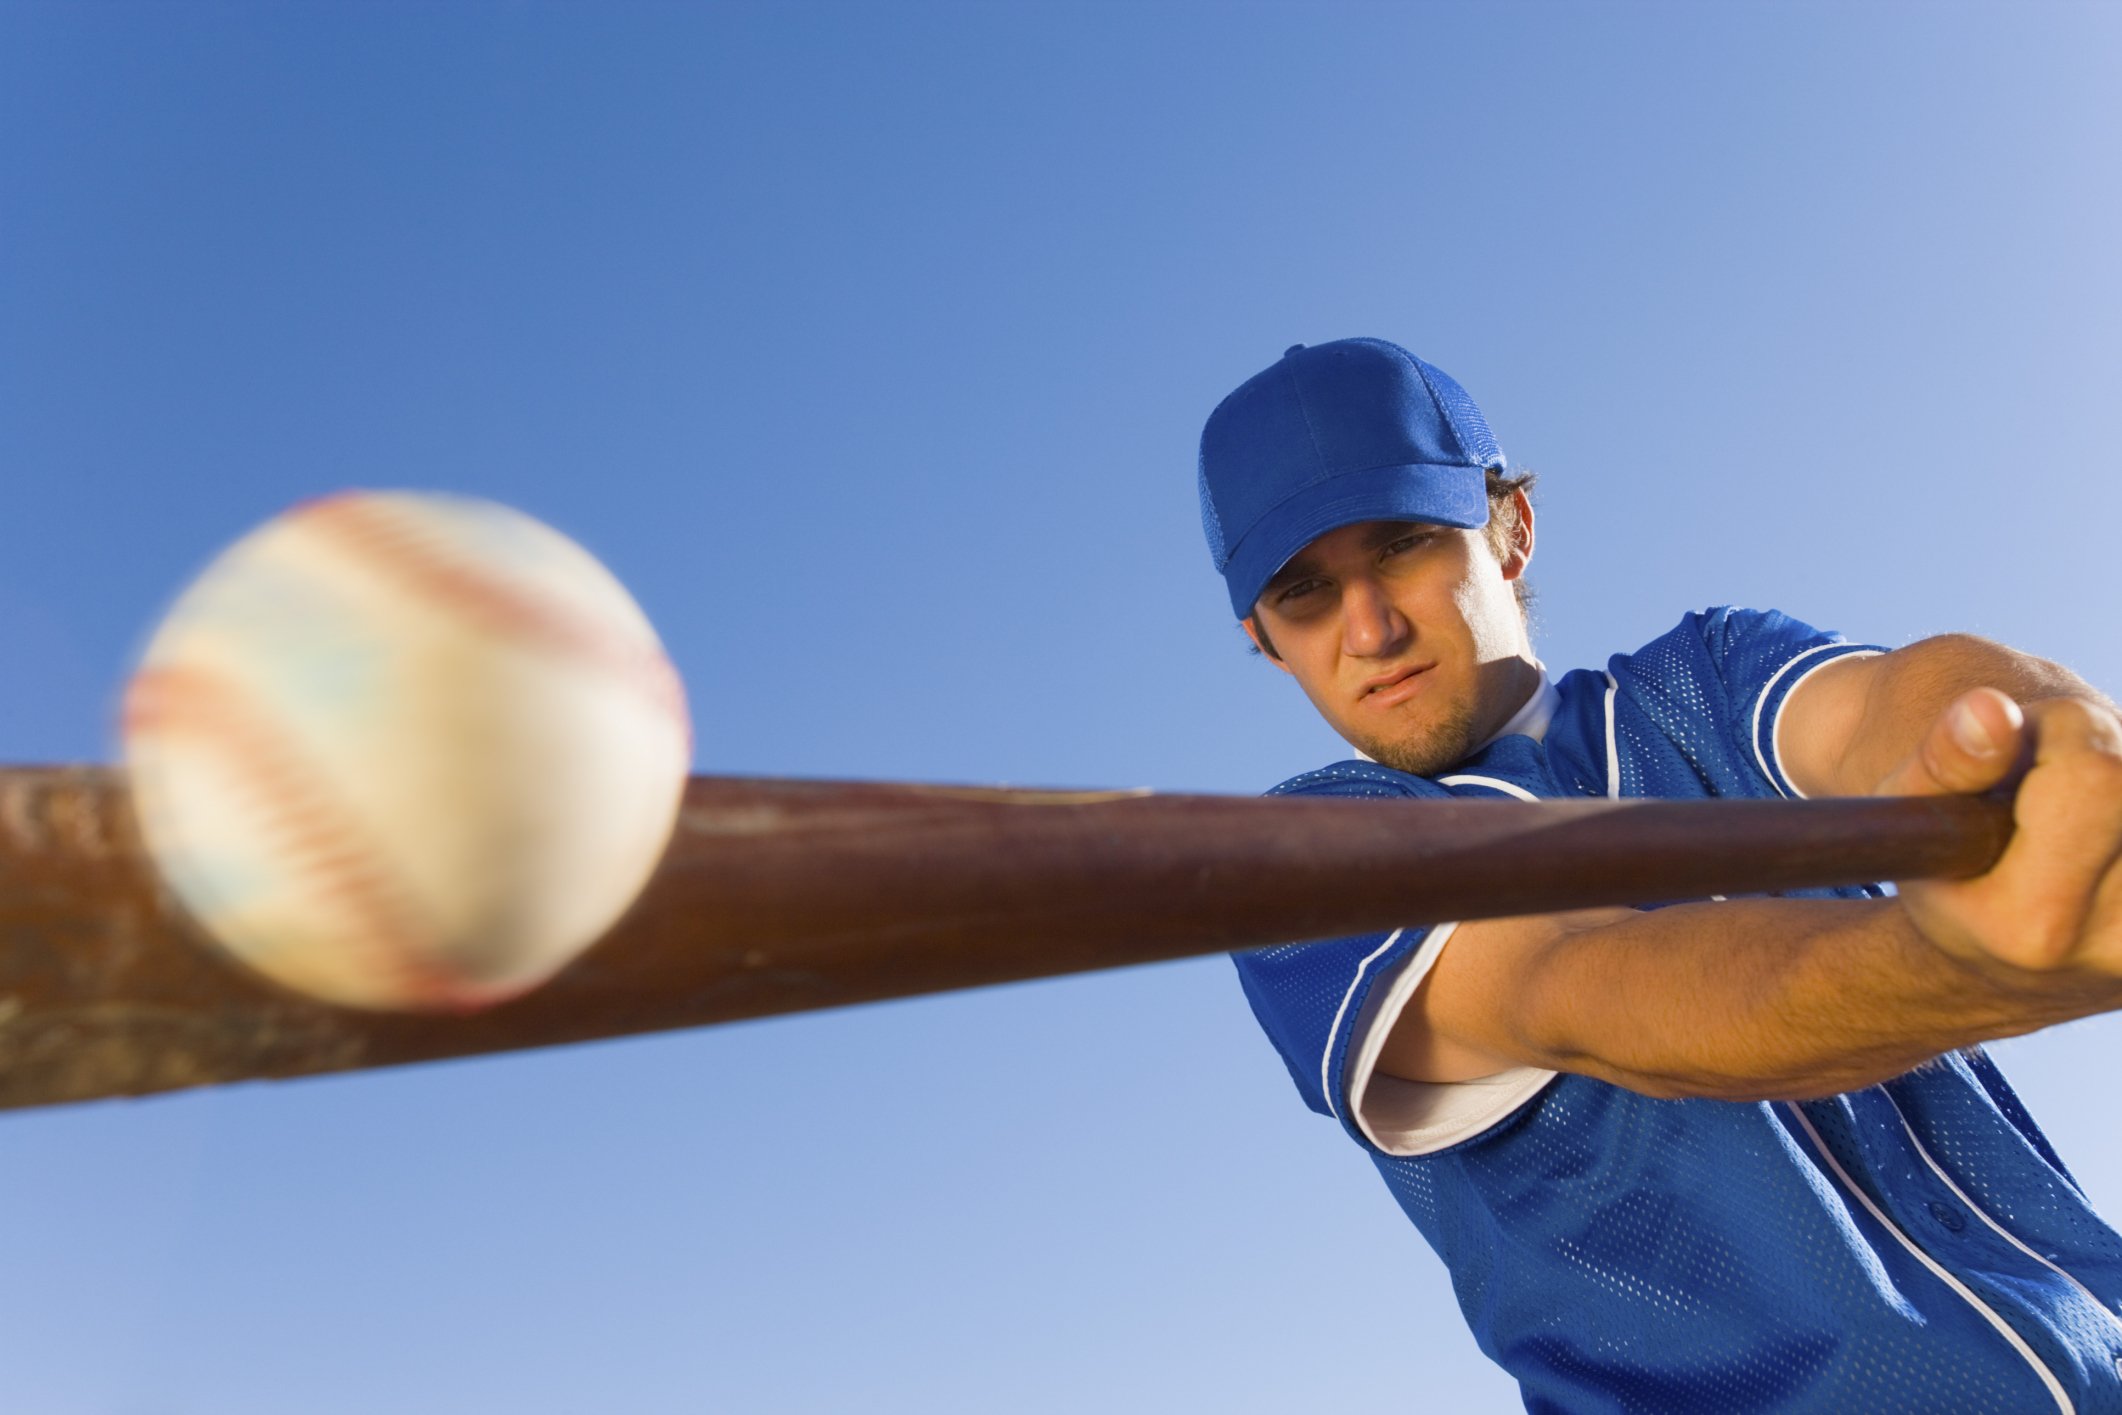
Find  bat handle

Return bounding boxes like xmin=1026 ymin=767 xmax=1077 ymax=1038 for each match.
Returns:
xmin=1894 ymin=791 xmax=2017 ymax=880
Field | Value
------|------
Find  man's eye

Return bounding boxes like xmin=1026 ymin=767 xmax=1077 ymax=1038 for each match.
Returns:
xmin=1383 ymin=533 xmax=1433 ymax=559
xmin=1276 ymin=579 xmax=1323 ymax=605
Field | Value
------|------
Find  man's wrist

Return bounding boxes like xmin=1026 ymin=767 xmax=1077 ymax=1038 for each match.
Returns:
xmin=1892 ymin=895 xmax=2122 ymax=1034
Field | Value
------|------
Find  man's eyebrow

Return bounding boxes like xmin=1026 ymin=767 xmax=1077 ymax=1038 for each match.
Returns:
xmin=1264 ymin=554 xmax=1319 ymax=592
xmin=1363 ymin=519 xmax=1434 ymax=548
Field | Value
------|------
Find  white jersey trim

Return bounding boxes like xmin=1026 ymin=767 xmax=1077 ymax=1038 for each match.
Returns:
xmin=1876 ymin=1088 xmax=2122 ymax=1341
xmin=1782 ymin=1102 xmax=2074 ymax=1413
xmin=1320 ymin=928 xmax=1407 ymax=1121
xmin=1436 ymin=773 xmax=1540 ymax=801
xmin=1601 ymin=671 xmax=1621 ymax=799
xmin=1344 ymin=918 xmax=1561 ymax=1155
xmin=1751 ymin=645 xmax=1882 ymax=800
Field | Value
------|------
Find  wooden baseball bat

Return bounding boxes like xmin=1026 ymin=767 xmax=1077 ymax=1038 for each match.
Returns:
xmin=0 ymin=767 xmax=2012 ymax=1112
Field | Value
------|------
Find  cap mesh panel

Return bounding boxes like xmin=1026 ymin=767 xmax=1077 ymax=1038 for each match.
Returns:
xmin=1197 ymin=453 xmax=1227 ymax=567
xmin=1419 ymin=360 xmax=1505 ymax=469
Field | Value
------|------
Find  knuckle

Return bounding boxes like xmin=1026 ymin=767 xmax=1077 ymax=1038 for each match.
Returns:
xmin=2069 ymin=699 xmax=2115 ymax=736
xmin=2093 ymin=711 xmax=2122 ymax=755
xmin=2031 ymin=697 xmax=2085 ymax=733
xmin=2032 ymin=730 xmax=2122 ymax=794
xmin=2043 ymin=699 xmax=2122 ymax=751
xmin=2071 ymin=742 xmax=2122 ymax=775
xmin=2078 ymin=754 xmax=2122 ymax=799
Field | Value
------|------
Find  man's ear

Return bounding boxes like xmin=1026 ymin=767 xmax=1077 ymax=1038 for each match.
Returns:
xmin=1499 ymin=487 xmax=1535 ymax=581
xmin=1241 ymin=615 xmax=1294 ymax=673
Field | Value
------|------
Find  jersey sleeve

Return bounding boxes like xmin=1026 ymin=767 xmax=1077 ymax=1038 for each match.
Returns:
xmin=1612 ymin=607 xmax=1884 ymax=801
xmin=1231 ymin=762 xmax=1559 ymax=1158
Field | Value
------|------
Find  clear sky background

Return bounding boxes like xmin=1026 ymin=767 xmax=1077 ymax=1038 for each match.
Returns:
xmin=4 ymin=2 xmax=2121 ymax=1410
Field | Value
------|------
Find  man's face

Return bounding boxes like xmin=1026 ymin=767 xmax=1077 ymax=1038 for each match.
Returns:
xmin=1244 ymin=498 xmax=1537 ymax=777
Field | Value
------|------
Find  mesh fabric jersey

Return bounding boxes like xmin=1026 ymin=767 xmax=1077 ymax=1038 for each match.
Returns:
xmin=1234 ymin=608 xmax=2122 ymax=1414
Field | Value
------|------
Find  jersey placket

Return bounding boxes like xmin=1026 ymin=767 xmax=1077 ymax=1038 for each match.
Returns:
xmin=1793 ymin=1089 xmax=2122 ymax=1413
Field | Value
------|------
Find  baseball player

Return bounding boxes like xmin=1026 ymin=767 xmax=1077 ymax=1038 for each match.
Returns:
xmin=1200 ymin=338 xmax=2122 ymax=1413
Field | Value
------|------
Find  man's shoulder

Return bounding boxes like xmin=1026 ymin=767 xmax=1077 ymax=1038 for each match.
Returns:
xmin=1601 ymin=605 xmax=1878 ymax=800
xmin=1615 ymin=606 xmax=1845 ymax=670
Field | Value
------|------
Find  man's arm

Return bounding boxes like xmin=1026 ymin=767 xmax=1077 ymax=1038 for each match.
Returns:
xmin=1778 ymin=633 xmax=2115 ymax=801
xmin=1381 ymin=636 xmax=2122 ymax=1100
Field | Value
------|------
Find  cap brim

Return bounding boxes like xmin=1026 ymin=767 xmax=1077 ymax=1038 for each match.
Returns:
xmin=1223 ymin=462 xmax=1491 ymax=618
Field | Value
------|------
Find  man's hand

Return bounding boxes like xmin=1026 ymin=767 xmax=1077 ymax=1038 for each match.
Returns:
xmin=1880 ymin=687 xmax=2122 ymax=983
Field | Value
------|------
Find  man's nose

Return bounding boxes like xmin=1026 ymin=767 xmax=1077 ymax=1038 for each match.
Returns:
xmin=1341 ymin=579 xmax=1409 ymax=658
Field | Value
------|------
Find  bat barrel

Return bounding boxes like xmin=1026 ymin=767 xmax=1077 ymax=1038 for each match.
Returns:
xmin=0 ymin=769 xmax=2013 ymax=1111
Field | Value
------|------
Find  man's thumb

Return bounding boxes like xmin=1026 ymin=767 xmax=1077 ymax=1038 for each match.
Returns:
xmin=1875 ymin=688 xmax=2024 ymax=798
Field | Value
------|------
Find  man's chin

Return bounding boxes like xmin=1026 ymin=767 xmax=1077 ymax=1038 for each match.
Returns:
xmin=1351 ymin=705 xmax=1481 ymax=779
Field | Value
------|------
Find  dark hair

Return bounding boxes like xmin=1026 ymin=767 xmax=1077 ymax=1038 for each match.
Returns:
xmin=1245 ymin=467 xmax=1537 ymax=659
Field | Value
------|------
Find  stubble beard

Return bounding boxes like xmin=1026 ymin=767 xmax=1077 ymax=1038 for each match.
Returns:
xmin=1350 ymin=696 xmax=1486 ymax=779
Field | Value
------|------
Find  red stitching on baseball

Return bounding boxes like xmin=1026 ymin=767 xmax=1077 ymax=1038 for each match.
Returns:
xmin=125 ymin=665 xmax=501 ymax=1011
xmin=299 ymin=495 xmax=691 ymax=740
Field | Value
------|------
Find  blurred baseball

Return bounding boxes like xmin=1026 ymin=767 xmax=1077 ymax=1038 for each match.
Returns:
xmin=121 ymin=491 xmax=691 ymax=1012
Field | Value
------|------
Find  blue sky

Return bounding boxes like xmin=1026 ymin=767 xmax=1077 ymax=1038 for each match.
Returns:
xmin=4 ymin=2 xmax=2121 ymax=1410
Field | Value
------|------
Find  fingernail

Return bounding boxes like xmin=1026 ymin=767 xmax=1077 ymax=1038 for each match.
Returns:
xmin=1951 ymin=700 xmax=1999 ymax=756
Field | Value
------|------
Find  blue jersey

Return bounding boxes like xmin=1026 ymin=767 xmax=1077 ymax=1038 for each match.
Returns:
xmin=1234 ymin=608 xmax=2122 ymax=1414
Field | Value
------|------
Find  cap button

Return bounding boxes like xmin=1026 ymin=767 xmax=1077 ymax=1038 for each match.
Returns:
xmin=1283 ymin=344 xmax=1306 ymax=358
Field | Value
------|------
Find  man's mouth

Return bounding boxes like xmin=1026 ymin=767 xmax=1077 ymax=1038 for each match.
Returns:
xmin=1360 ymin=664 xmax=1432 ymax=708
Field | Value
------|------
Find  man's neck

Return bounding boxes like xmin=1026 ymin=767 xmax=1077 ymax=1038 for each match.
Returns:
xmin=1467 ymin=654 xmax=1548 ymax=751
xmin=1473 ymin=658 xmax=1556 ymax=751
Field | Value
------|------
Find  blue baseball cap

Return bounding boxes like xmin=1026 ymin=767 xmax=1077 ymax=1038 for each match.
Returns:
xmin=1198 ymin=338 xmax=1507 ymax=619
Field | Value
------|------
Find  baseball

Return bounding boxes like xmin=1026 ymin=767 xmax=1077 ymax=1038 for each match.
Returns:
xmin=121 ymin=491 xmax=691 ymax=1012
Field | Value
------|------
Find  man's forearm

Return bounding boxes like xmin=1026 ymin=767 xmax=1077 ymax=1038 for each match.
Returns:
xmin=1435 ymin=898 xmax=2122 ymax=1102
xmin=1811 ymin=634 xmax=2113 ymax=798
